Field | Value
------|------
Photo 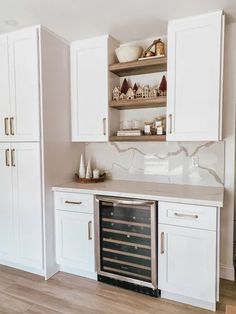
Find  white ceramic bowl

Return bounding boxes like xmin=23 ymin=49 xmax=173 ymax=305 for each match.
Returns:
xmin=115 ymin=46 xmax=143 ymax=63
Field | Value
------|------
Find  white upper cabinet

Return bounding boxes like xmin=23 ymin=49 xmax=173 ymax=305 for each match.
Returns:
xmin=0 ymin=27 xmax=40 ymax=142
xmin=71 ymin=36 xmax=117 ymax=142
xmin=167 ymin=11 xmax=224 ymax=141
xmin=8 ymin=27 xmax=40 ymax=142
xmin=0 ymin=35 xmax=11 ymax=141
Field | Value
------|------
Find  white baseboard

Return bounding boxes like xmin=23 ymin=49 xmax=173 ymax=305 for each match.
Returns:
xmin=161 ymin=291 xmax=216 ymax=311
xmin=59 ymin=265 xmax=97 ymax=280
xmin=44 ymin=264 xmax=60 ymax=280
xmin=220 ymin=264 xmax=235 ymax=281
xmin=0 ymin=259 xmax=44 ymax=277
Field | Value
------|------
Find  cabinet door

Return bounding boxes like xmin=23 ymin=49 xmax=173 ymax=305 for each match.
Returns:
xmin=71 ymin=36 xmax=108 ymax=142
xmin=56 ymin=210 xmax=95 ymax=273
xmin=8 ymin=27 xmax=40 ymax=142
xmin=0 ymin=35 xmax=11 ymax=142
xmin=167 ymin=11 xmax=224 ymax=141
xmin=0 ymin=144 xmax=15 ymax=258
xmin=12 ymin=142 xmax=43 ymax=269
xmin=158 ymin=224 xmax=216 ymax=303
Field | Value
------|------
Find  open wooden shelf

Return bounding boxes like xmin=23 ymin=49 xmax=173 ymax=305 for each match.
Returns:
xmin=109 ymin=57 xmax=167 ymax=77
xmin=109 ymin=135 xmax=166 ymax=142
xmin=110 ymin=96 xmax=166 ymax=110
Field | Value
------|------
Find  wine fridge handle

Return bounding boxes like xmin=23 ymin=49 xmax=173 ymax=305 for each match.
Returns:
xmin=97 ymin=197 xmax=154 ymax=206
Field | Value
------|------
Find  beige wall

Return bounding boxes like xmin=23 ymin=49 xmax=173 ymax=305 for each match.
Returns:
xmin=221 ymin=22 xmax=236 ymax=280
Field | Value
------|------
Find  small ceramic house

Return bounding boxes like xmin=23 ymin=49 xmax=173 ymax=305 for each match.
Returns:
xmin=142 ymin=85 xmax=150 ymax=98
xmin=126 ymin=88 xmax=135 ymax=100
xmin=120 ymin=93 xmax=126 ymax=100
xmin=149 ymin=88 xmax=158 ymax=98
xmin=112 ymin=86 xmax=121 ymax=101
xmin=136 ymin=86 xmax=143 ymax=98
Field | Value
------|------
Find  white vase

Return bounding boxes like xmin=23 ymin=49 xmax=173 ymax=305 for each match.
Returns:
xmin=79 ymin=154 xmax=86 ymax=178
xmin=86 ymin=159 xmax=92 ymax=179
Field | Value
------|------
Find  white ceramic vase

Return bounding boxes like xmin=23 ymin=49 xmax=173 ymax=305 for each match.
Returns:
xmin=86 ymin=159 xmax=92 ymax=179
xmin=79 ymin=154 xmax=86 ymax=178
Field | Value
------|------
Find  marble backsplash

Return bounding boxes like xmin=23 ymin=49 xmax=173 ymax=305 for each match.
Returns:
xmin=85 ymin=141 xmax=225 ymax=187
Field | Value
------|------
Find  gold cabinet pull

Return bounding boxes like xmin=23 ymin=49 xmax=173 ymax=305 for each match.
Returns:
xmin=4 ymin=118 xmax=10 ymax=135
xmin=174 ymin=212 xmax=198 ymax=219
xmin=88 ymin=221 xmax=92 ymax=240
xmin=103 ymin=118 xmax=106 ymax=136
xmin=11 ymin=149 xmax=15 ymax=167
xmin=65 ymin=200 xmax=82 ymax=205
xmin=169 ymin=114 xmax=172 ymax=134
xmin=5 ymin=149 xmax=10 ymax=167
xmin=10 ymin=117 xmax=14 ymax=135
xmin=161 ymin=232 xmax=165 ymax=254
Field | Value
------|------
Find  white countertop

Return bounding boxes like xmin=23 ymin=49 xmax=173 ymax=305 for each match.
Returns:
xmin=53 ymin=180 xmax=224 ymax=207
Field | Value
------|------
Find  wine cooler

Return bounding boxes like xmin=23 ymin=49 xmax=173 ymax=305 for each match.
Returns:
xmin=95 ymin=196 xmax=159 ymax=296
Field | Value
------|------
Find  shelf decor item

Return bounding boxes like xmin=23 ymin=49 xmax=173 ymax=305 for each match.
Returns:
xmin=136 ymin=86 xmax=143 ymax=99
xmin=86 ymin=159 xmax=92 ymax=179
xmin=149 ymin=88 xmax=158 ymax=98
xmin=75 ymin=173 xmax=106 ymax=183
xmin=139 ymin=39 xmax=165 ymax=60
xmin=112 ymin=87 xmax=121 ymax=101
xmin=155 ymin=39 xmax=165 ymax=57
xmin=115 ymin=45 xmax=143 ymax=63
xmin=126 ymin=88 xmax=135 ymax=100
xmin=133 ymin=83 xmax=138 ymax=93
xmin=93 ymin=169 xmax=100 ymax=179
xmin=159 ymin=75 xmax=167 ymax=96
xmin=79 ymin=154 xmax=86 ymax=178
xmin=144 ymin=121 xmax=153 ymax=135
xmin=142 ymin=85 xmax=150 ymax=98
xmin=121 ymin=78 xmax=129 ymax=94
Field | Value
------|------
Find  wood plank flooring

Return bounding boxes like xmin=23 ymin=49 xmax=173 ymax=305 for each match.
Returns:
xmin=0 ymin=265 xmax=235 ymax=314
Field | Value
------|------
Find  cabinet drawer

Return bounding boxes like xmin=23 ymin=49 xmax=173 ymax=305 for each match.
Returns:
xmin=158 ymin=202 xmax=217 ymax=231
xmin=54 ymin=192 xmax=94 ymax=213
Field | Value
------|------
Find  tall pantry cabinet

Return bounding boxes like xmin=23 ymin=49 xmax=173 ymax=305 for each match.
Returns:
xmin=0 ymin=25 xmax=82 ymax=278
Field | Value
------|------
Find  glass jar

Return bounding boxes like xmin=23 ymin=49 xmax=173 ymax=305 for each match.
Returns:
xmin=144 ymin=122 xmax=153 ymax=135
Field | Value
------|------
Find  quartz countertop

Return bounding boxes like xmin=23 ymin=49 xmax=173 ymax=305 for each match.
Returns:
xmin=52 ymin=180 xmax=224 ymax=207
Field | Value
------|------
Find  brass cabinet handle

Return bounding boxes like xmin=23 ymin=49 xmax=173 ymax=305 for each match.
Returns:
xmin=174 ymin=212 xmax=199 ymax=219
xmin=88 ymin=221 xmax=92 ymax=240
xmin=4 ymin=118 xmax=10 ymax=136
xmin=11 ymin=149 xmax=15 ymax=167
xmin=161 ymin=232 xmax=165 ymax=254
xmin=65 ymin=200 xmax=82 ymax=205
xmin=5 ymin=149 xmax=10 ymax=167
xmin=169 ymin=114 xmax=172 ymax=134
xmin=10 ymin=117 xmax=14 ymax=135
xmin=103 ymin=118 xmax=106 ymax=136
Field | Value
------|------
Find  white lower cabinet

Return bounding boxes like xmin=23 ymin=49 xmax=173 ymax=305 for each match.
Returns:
xmin=55 ymin=193 xmax=96 ymax=279
xmin=0 ymin=142 xmax=43 ymax=271
xmin=158 ymin=201 xmax=218 ymax=311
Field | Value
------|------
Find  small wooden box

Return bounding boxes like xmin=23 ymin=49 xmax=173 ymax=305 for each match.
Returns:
xmin=226 ymin=305 xmax=236 ymax=314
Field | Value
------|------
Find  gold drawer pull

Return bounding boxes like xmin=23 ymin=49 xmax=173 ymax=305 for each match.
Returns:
xmin=10 ymin=117 xmax=14 ymax=135
xmin=169 ymin=114 xmax=172 ymax=134
xmin=4 ymin=118 xmax=10 ymax=135
xmin=161 ymin=232 xmax=165 ymax=254
xmin=174 ymin=212 xmax=198 ymax=219
xmin=103 ymin=118 xmax=106 ymax=136
xmin=88 ymin=221 xmax=92 ymax=240
xmin=5 ymin=149 xmax=10 ymax=167
xmin=11 ymin=149 xmax=16 ymax=167
xmin=65 ymin=200 xmax=82 ymax=205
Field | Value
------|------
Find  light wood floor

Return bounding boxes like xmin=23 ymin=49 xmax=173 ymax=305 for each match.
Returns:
xmin=0 ymin=265 xmax=235 ymax=314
